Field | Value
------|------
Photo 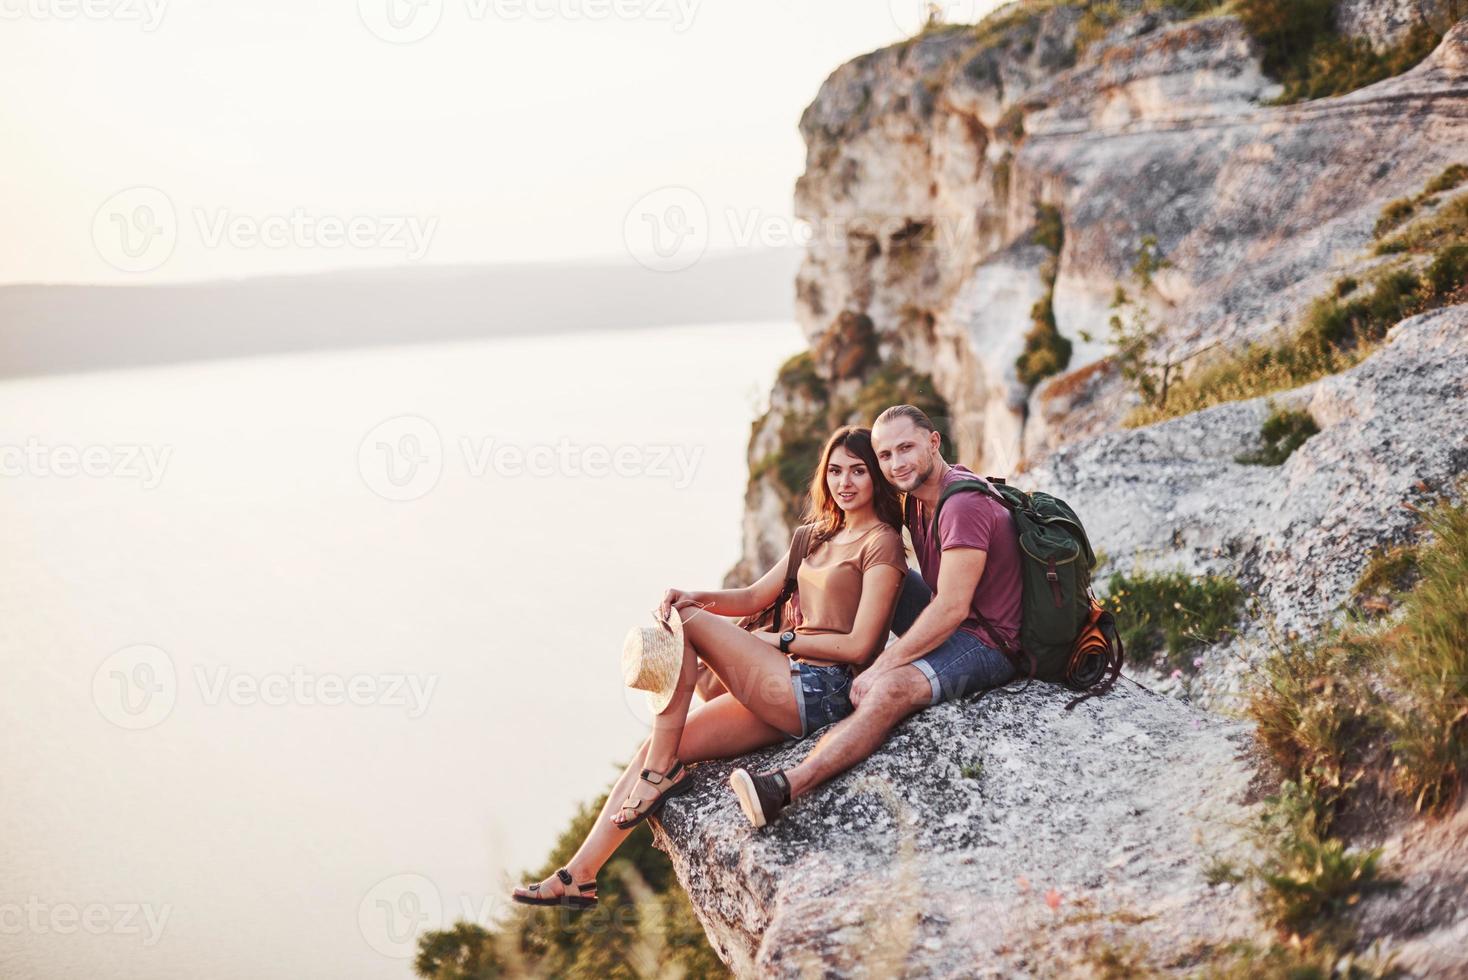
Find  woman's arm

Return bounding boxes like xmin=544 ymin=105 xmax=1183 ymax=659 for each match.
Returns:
xmin=660 ymin=544 xmax=794 ymax=620
xmin=779 ymin=564 xmax=904 ymax=666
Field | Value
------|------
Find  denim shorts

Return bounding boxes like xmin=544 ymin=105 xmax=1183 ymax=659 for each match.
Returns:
xmin=785 ymin=660 xmax=855 ymax=740
xmin=891 ymin=567 xmax=1018 ymax=705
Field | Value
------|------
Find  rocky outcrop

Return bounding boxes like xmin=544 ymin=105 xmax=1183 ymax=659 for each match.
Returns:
xmin=731 ymin=9 xmax=1468 ymax=580
xmin=1336 ymin=0 xmax=1458 ymax=46
xmin=652 ymin=682 xmax=1262 ymax=978
xmin=1030 ymin=304 xmax=1468 ymax=707
xmin=686 ymin=4 xmax=1468 ymax=976
xmin=666 ymin=303 xmax=1467 ymax=977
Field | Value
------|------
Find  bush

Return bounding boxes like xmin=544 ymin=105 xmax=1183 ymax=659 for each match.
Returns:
xmin=1125 ymin=231 xmax=1461 ymax=427
xmin=1424 ymin=162 xmax=1468 ymax=195
xmin=1234 ymin=0 xmax=1335 ymax=79
xmin=1100 ymin=570 xmax=1243 ymax=671
xmin=1246 ymin=630 xmax=1381 ymax=800
xmin=1236 ymin=406 xmax=1319 ymax=466
xmin=415 ymin=789 xmax=726 ymax=979
xmin=1380 ymin=496 xmax=1468 ymax=812
xmin=1351 ymin=542 xmax=1421 ymax=618
xmin=1016 ymin=295 xmax=1073 ymax=387
xmin=1373 ymin=197 xmax=1416 ymax=238
xmin=1255 ymin=781 xmax=1383 ymax=938
xmin=1235 ymin=0 xmax=1460 ymax=105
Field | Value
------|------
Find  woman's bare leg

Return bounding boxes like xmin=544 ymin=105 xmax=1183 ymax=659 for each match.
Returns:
xmin=514 ymin=694 xmax=788 ymax=897
xmin=642 ymin=607 xmax=802 ymax=775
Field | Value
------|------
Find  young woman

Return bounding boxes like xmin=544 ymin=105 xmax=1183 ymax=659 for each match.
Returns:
xmin=511 ymin=425 xmax=909 ymax=908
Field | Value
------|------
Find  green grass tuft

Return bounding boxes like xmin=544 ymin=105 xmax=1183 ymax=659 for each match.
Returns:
xmin=1236 ymin=405 xmax=1319 ymax=466
xmin=1100 ymin=570 xmax=1243 ymax=671
xmin=1380 ymin=497 xmax=1468 ymax=813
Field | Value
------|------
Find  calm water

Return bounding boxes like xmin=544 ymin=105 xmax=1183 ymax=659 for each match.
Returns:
xmin=0 ymin=321 xmax=803 ymax=979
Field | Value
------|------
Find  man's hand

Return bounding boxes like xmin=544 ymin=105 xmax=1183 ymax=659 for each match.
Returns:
xmin=849 ymin=662 xmax=889 ymax=707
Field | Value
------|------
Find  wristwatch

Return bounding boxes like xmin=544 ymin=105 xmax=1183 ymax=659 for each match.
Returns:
xmin=779 ymin=630 xmax=796 ymax=653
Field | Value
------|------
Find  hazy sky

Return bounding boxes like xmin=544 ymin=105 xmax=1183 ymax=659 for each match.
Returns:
xmin=1 ymin=0 xmax=1004 ymax=285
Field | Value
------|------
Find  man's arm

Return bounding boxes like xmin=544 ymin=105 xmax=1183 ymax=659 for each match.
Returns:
xmin=867 ymin=547 xmax=987 ymax=673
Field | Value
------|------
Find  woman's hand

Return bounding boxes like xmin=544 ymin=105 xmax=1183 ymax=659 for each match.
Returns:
xmin=658 ymin=588 xmax=700 ymax=622
xmin=753 ymin=630 xmax=782 ymax=648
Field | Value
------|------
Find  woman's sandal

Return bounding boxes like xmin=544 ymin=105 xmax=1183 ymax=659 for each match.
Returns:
xmin=511 ymin=867 xmax=598 ymax=909
xmin=610 ymin=759 xmax=693 ymax=830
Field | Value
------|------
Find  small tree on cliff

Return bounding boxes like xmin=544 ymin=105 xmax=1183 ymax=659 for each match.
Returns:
xmin=1088 ymin=235 xmax=1215 ymax=410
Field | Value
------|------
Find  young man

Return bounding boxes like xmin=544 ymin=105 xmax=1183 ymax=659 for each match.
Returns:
xmin=728 ymin=404 xmax=1024 ymax=826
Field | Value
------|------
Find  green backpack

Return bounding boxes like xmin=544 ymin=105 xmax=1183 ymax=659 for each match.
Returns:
xmin=926 ymin=476 xmax=1123 ymax=709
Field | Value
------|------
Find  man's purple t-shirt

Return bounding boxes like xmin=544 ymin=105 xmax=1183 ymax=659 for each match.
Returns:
xmin=907 ymin=463 xmax=1023 ymax=652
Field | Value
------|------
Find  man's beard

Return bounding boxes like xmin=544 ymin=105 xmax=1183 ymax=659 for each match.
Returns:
xmin=898 ymin=455 xmax=934 ymax=492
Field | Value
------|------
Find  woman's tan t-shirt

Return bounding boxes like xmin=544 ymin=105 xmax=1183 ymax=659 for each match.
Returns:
xmin=793 ymin=523 xmax=909 ymax=642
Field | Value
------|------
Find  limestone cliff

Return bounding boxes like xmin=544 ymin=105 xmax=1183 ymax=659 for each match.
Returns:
xmin=681 ymin=3 xmax=1468 ymax=976
xmin=727 ymin=4 xmax=1468 ymax=584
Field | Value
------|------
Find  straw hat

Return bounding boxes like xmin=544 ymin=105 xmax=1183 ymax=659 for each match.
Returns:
xmin=622 ymin=609 xmax=686 ymax=714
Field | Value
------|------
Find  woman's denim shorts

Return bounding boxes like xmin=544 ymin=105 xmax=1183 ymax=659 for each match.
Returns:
xmin=785 ymin=661 xmax=855 ymax=740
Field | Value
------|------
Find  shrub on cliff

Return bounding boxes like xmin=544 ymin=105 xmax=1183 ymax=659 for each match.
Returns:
xmin=1235 ymin=0 xmax=1465 ymax=104
xmin=1129 ymin=175 xmax=1468 ymax=427
xmin=414 ymin=790 xmax=725 ymax=979
xmin=1099 ymin=569 xmax=1243 ymax=672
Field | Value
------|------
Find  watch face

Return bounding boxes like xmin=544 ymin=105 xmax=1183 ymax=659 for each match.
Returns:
xmin=781 ymin=631 xmax=796 ymax=642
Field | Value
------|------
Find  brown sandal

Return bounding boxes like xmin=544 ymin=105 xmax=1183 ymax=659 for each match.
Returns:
xmin=610 ymin=759 xmax=692 ymax=830
xmin=511 ymin=867 xmax=598 ymax=909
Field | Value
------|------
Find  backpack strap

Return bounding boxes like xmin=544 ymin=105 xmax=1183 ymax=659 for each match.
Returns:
xmin=928 ymin=478 xmax=1003 ymax=542
xmin=771 ymin=523 xmax=816 ymax=634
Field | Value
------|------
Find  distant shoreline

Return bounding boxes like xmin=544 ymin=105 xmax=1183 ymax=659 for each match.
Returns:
xmin=0 ymin=248 xmax=801 ymax=381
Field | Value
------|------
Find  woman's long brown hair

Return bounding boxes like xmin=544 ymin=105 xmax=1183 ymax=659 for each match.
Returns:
xmin=798 ymin=425 xmax=905 ymax=544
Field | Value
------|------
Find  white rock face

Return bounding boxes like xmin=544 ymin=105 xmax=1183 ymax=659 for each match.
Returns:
xmin=1030 ymin=304 xmax=1468 ymax=707
xmin=653 ymin=682 xmax=1262 ymax=978
xmin=736 ymin=13 xmax=1468 ymax=584
xmin=1336 ymin=0 xmax=1454 ymax=45
xmin=691 ymin=9 xmax=1468 ymax=975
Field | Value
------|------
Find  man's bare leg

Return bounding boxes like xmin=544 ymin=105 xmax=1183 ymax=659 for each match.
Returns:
xmin=784 ymin=665 xmax=932 ymax=800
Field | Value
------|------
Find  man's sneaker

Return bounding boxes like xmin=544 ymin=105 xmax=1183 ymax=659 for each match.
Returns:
xmin=729 ymin=768 xmax=790 ymax=828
